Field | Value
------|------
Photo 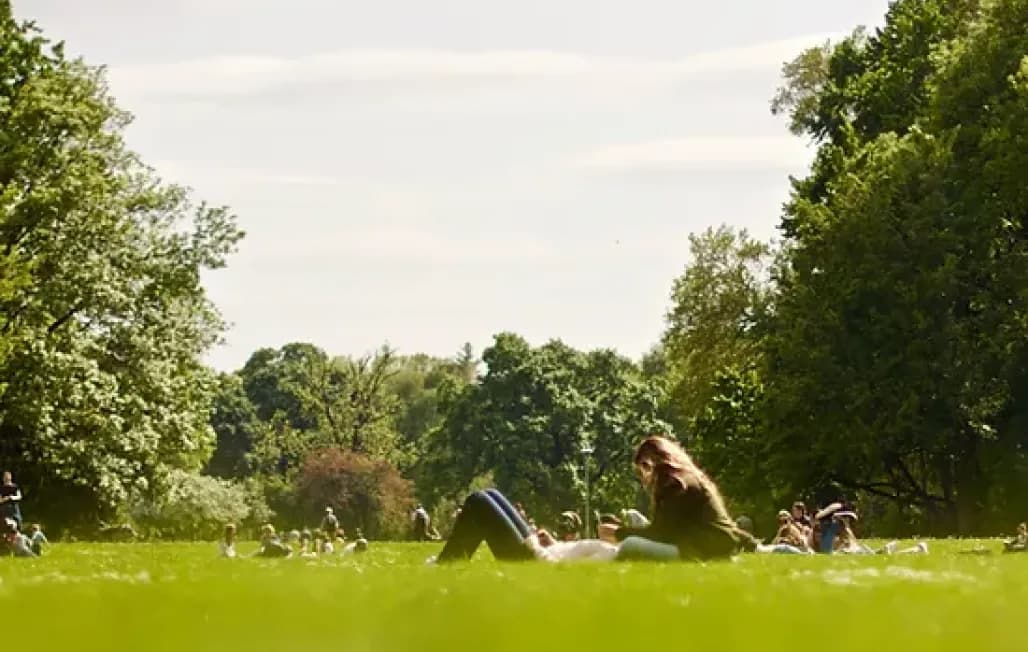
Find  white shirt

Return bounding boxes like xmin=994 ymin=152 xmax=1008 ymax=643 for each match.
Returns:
xmin=533 ymin=539 xmax=618 ymax=563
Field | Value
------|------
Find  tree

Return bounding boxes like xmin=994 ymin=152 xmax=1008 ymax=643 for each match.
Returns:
xmin=765 ymin=0 xmax=1028 ymax=533
xmin=295 ymin=448 xmax=414 ymax=539
xmin=0 ymin=5 xmax=242 ymax=527
xmin=661 ymin=226 xmax=772 ymax=432
xmin=424 ymin=333 xmax=669 ymax=524
xmin=130 ymin=470 xmax=271 ymax=540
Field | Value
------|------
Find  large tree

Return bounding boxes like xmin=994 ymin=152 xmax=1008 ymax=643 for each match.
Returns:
xmin=0 ymin=4 xmax=242 ymax=526
xmin=766 ymin=0 xmax=1028 ymax=533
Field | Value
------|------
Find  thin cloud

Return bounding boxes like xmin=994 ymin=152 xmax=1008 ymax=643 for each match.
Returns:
xmin=251 ymin=226 xmax=558 ymax=264
xmin=573 ymin=136 xmax=815 ymax=172
xmin=107 ymin=34 xmax=837 ymax=101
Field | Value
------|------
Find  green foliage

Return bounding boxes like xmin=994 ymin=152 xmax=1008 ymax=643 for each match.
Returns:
xmin=0 ymin=4 xmax=241 ymax=526
xmin=662 ymin=226 xmax=773 ymax=432
xmin=764 ymin=0 xmax=1028 ymax=533
xmin=0 ymin=541 xmax=1026 ymax=651
xmin=295 ymin=448 xmax=415 ymax=539
xmin=130 ymin=471 xmax=270 ymax=540
xmin=424 ymin=333 xmax=668 ymax=524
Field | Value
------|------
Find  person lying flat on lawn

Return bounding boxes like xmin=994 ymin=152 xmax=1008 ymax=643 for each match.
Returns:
xmin=428 ymin=489 xmax=616 ymax=564
xmin=1004 ymin=522 xmax=1027 ymax=553
xmin=255 ymin=524 xmax=292 ymax=558
xmin=597 ymin=436 xmax=758 ymax=561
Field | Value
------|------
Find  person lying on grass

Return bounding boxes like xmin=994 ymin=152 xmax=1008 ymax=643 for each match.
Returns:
xmin=428 ymin=489 xmax=617 ymax=564
xmin=255 ymin=524 xmax=293 ymax=558
xmin=832 ymin=512 xmax=928 ymax=555
xmin=1 ymin=518 xmax=35 ymax=558
xmin=1004 ymin=523 xmax=1027 ymax=553
xmin=597 ymin=436 xmax=758 ymax=561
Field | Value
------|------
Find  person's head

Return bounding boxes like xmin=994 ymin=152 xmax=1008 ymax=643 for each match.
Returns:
xmin=300 ymin=529 xmax=312 ymax=543
xmin=1018 ymin=522 xmax=1026 ymax=536
xmin=325 ymin=506 xmax=333 ymax=515
xmin=632 ymin=436 xmax=695 ymax=490
xmin=224 ymin=524 xmax=237 ymax=543
xmin=355 ymin=538 xmax=368 ymax=553
xmin=3 ymin=518 xmax=17 ymax=535
xmin=777 ymin=509 xmax=792 ymax=526
xmin=2 ymin=471 xmax=11 ymax=485
xmin=791 ymin=501 xmax=807 ymax=520
xmin=260 ymin=523 xmax=275 ymax=539
xmin=29 ymin=523 xmax=40 ymax=535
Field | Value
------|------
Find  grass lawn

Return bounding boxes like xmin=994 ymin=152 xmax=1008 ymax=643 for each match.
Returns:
xmin=0 ymin=539 xmax=1022 ymax=651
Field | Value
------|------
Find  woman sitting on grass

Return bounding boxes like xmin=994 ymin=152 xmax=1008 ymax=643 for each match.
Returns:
xmin=597 ymin=436 xmax=757 ymax=561
xmin=219 ymin=524 xmax=237 ymax=558
xmin=428 ymin=489 xmax=617 ymax=564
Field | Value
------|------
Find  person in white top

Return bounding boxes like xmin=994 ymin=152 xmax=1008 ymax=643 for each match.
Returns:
xmin=525 ymin=529 xmax=618 ymax=562
xmin=428 ymin=489 xmax=619 ymax=564
xmin=219 ymin=523 xmax=237 ymax=558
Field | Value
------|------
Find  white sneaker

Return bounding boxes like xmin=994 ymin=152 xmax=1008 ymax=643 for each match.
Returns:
xmin=425 ymin=555 xmax=438 ymax=565
xmin=916 ymin=542 xmax=929 ymax=554
xmin=883 ymin=541 xmax=898 ymax=555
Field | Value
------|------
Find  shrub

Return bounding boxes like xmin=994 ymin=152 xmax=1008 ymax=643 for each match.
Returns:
xmin=296 ymin=448 xmax=415 ymax=540
xmin=131 ymin=471 xmax=271 ymax=540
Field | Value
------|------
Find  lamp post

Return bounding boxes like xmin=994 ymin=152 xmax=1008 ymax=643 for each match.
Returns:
xmin=580 ymin=443 xmax=595 ymax=538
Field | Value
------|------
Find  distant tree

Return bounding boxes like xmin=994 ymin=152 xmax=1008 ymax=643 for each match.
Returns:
xmin=295 ymin=448 xmax=414 ymax=539
xmin=0 ymin=4 xmax=242 ymax=527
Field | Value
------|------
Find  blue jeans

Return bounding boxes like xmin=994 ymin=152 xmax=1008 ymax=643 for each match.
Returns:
xmin=819 ymin=522 xmax=838 ymax=554
xmin=615 ymin=536 xmax=680 ymax=562
xmin=437 ymin=490 xmax=535 ymax=563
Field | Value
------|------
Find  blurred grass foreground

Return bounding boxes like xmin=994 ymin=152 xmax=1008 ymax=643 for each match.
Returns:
xmin=0 ymin=540 xmax=1023 ymax=651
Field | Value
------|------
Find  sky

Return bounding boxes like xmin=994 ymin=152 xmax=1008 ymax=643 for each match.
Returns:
xmin=17 ymin=0 xmax=892 ymax=371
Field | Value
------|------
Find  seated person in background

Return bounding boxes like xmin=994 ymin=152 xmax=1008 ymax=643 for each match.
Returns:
xmin=299 ymin=529 xmax=316 ymax=558
xmin=319 ymin=530 xmax=335 ymax=554
xmin=1 ymin=518 xmax=35 ymax=558
xmin=791 ymin=502 xmax=812 ymax=533
xmin=219 ymin=524 xmax=237 ymax=558
xmin=813 ymin=503 xmax=843 ymax=553
xmin=555 ymin=511 xmax=582 ymax=541
xmin=1004 ymin=522 xmax=1027 ymax=553
xmin=755 ymin=510 xmax=812 ymax=554
xmin=28 ymin=523 xmax=48 ymax=556
xmin=255 ymin=524 xmax=292 ymax=558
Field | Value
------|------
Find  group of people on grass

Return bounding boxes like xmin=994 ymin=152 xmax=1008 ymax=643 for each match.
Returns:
xmin=0 ymin=470 xmax=48 ymax=558
xmin=751 ymin=501 xmax=927 ymax=556
xmin=218 ymin=508 xmax=370 ymax=559
xmin=425 ymin=435 xmax=943 ymax=565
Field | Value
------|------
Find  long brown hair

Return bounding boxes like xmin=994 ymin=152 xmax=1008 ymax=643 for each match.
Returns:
xmin=633 ymin=436 xmax=730 ymax=518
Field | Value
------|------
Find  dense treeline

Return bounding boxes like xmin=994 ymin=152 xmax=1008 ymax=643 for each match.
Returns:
xmin=4 ymin=0 xmax=1028 ymax=538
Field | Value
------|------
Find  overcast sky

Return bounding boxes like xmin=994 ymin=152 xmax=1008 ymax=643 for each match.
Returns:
xmin=17 ymin=0 xmax=891 ymax=370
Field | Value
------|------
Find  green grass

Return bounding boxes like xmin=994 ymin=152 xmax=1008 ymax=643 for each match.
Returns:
xmin=0 ymin=539 xmax=1023 ymax=651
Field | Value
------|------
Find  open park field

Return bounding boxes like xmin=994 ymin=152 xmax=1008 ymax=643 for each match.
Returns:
xmin=0 ymin=540 xmax=1023 ymax=651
